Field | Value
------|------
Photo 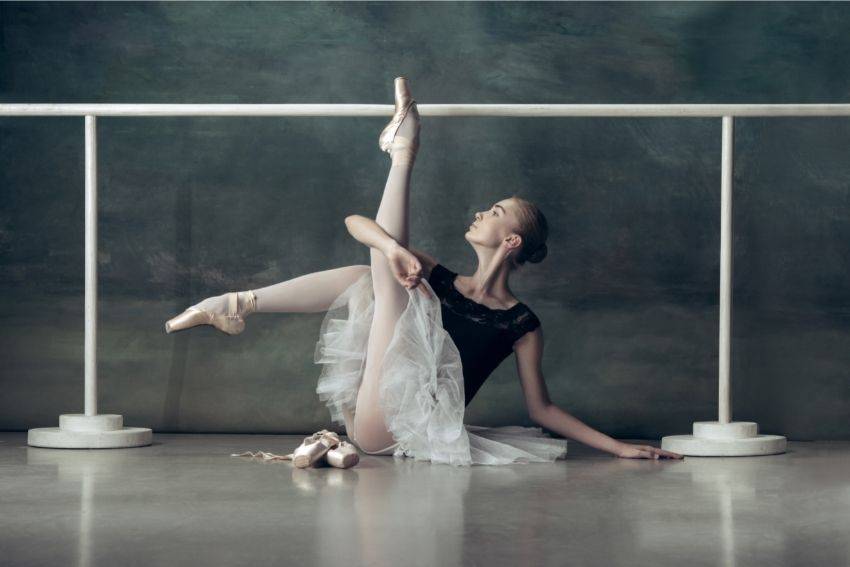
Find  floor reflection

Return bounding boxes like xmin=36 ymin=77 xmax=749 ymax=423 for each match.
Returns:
xmin=652 ymin=455 xmax=791 ymax=566
xmin=26 ymin=447 xmax=127 ymax=567
xmin=11 ymin=437 xmax=849 ymax=567
xmin=288 ymin=456 xmax=473 ymax=566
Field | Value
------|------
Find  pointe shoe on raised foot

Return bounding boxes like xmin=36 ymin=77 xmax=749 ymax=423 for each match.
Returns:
xmin=291 ymin=429 xmax=341 ymax=469
xmin=378 ymin=76 xmax=420 ymax=161
xmin=164 ymin=290 xmax=257 ymax=335
xmin=325 ymin=440 xmax=360 ymax=469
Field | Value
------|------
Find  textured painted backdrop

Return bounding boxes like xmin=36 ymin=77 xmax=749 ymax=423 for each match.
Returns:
xmin=2 ymin=2 xmax=849 ymax=438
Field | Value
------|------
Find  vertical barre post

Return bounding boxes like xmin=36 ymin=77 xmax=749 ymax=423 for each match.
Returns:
xmin=718 ymin=116 xmax=733 ymax=425
xmin=85 ymin=115 xmax=98 ymax=417
xmin=661 ymin=114 xmax=784 ymax=455
xmin=28 ymin=115 xmax=151 ymax=448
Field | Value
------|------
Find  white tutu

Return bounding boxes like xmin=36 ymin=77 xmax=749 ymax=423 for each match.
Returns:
xmin=313 ymin=270 xmax=568 ymax=466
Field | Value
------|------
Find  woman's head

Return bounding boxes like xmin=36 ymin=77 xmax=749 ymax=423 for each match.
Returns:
xmin=464 ymin=195 xmax=549 ymax=269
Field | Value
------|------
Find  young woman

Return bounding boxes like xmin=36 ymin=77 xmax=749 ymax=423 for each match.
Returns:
xmin=166 ymin=77 xmax=682 ymax=465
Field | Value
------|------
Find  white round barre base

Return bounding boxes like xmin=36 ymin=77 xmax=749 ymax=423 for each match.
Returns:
xmin=28 ymin=414 xmax=152 ymax=449
xmin=661 ymin=421 xmax=786 ymax=456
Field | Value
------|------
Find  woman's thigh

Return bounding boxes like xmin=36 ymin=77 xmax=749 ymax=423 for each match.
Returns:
xmin=351 ymin=285 xmax=409 ymax=453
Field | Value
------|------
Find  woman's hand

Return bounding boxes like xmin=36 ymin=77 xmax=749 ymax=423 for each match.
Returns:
xmin=386 ymin=243 xmax=432 ymax=298
xmin=615 ymin=443 xmax=683 ymax=460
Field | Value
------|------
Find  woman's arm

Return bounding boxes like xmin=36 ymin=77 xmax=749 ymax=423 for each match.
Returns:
xmin=344 ymin=214 xmax=432 ymax=296
xmin=407 ymin=247 xmax=438 ymax=280
xmin=514 ymin=327 xmax=682 ymax=460
xmin=344 ymin=214 xmax=402 ymax=258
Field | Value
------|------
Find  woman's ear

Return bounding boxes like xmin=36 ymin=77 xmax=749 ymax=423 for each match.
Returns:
xmin=505 ymin=234 xmax=522 ymax=252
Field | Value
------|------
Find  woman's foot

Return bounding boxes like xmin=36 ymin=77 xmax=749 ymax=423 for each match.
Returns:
xmin=378 ymin=76 xmax=420 ymax=167
xmin=391 ymin=103 xmax=419 ymax=167
xmin=164 ymin=290 xmax=257 ymax=335
xmin=191 ymin=291 xmax=257 ymax=318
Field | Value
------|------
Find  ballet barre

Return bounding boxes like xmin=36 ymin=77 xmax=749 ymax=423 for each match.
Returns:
xmin=5 ymin=103 xmax=847 ymax=453
xmin=3 ymin=102 xmax=850 ymax=116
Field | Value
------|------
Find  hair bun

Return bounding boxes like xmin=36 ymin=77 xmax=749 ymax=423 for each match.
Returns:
xmin=528 ymin=242 xmax=547 ymax=263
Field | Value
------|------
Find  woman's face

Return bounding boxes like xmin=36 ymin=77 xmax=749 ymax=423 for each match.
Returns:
xmin=465 ymin=198 xmax=521 ymax=252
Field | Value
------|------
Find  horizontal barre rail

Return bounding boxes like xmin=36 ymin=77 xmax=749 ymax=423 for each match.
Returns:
xmin=2 ymin=103 xmax=850 ymax=117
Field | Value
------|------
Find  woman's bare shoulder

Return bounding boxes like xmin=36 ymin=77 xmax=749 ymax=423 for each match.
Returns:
xmin=408 ymin=247 xmax=439 ymax=278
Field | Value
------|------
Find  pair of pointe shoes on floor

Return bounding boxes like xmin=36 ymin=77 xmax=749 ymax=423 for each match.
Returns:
xmin=232 ymin=429 xmax=360 ymax=469
xmin=163 ymin=76 xmax=420 ymax=337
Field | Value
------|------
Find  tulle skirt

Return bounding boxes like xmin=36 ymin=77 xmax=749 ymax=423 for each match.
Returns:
xmin=313 ymin=270 xmax=568 ymax=466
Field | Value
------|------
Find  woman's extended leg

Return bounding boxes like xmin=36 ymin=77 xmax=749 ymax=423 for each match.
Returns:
xmin=350 ymin=102 xmax=420 ymax=453
xmin=187 ymin=265 xmax=370 ymax=316
xmin=250 ymin=265 xmax=370 ymax=313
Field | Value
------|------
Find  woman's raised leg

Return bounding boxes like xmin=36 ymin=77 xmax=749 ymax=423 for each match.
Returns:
xmin=350 ymin=101 xmax=420 ymax=453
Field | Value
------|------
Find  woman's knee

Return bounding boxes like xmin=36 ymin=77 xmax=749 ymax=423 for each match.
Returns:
xmin=348 ymin=265 xmax=370 ymax=278
xmin=351 ymin=417 xmax=395 ymax=454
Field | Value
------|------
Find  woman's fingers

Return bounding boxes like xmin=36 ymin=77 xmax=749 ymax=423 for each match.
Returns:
xmin=661 ymin=449 xmax=684 ymax=459
xmin=619 ymin=443 xmax=683 ymax=460
xmin=394 ymin=253 xmax=431 ymax=299
xmin=402 ymin=274 xmax=433 ymax=299
xmin=642 ymin=445 xmax=683 ymax=460
xmin=653 ymin=447 xmax=683 ymax=459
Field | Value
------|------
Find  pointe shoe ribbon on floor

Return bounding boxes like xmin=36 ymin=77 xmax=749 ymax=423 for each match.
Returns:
xmin=229 ymin=450 xmax=293 ymax=462
xmin=164 ymin=290 xmax=257 ymax=335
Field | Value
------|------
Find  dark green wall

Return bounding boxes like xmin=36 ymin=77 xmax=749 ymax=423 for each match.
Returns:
xmin=2 ymin=2 xmax=849 ymax=438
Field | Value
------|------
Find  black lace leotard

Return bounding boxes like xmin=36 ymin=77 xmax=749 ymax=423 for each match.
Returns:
xmin=427 ymin=263 xmax=542 ymax=406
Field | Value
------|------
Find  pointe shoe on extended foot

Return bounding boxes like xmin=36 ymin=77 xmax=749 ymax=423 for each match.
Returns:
xmin=164 ymin=290 xmax=257 ymax=335
xmin=325 ymin=440 xmax=360 ymax=469
xmin=378 ymin=76 xmax=420 ymax=163
xmin=291 ymin=429 xmax=341 ymax=469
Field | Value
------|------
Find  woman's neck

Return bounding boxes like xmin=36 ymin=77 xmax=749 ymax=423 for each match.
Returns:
xmin=459 ymin=256 xmax=517 ymax=307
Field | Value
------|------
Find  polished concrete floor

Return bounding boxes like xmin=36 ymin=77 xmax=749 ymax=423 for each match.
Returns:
xmin=1 ymin=433 xmax=848 ymax=567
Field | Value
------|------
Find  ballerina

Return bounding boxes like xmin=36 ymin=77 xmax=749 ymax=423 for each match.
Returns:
xmin=166 ymin=77 xmax=683 ymax=465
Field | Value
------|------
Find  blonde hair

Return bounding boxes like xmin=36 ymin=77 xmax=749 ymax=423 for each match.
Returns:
xmin=509 ymin=195 xmax=549 ymax=269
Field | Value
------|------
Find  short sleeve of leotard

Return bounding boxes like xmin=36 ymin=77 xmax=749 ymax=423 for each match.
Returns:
xmin=427 ymin=263 xmax=455 ymax=298
xmin=511 ymin=307 xmax=541 ymax=342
